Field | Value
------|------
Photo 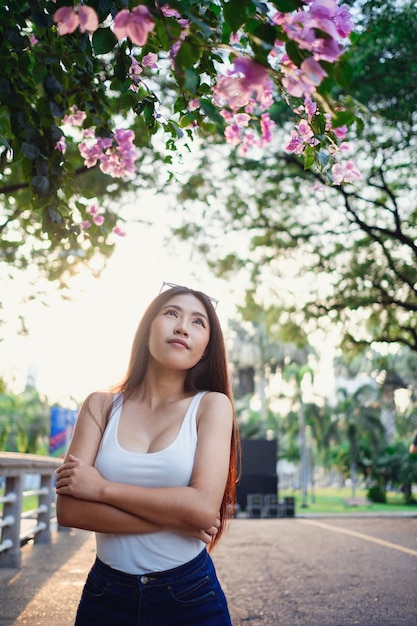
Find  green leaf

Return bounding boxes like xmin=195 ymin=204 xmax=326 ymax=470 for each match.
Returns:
xmin=49 ymin=101 xmax=66 ymax=118
xmin=303 ymin=145 xmax=316 ymax=170
xmin=119 ymin=92 xmax=137 ymax=110
xmin=269 ymin=0 xmax=304 ymax=12
xmin=252 ymin=23 xmax=277 ymax=49
xmin=32 ymin=175 xmax=50 ymax=195
xmin=180 ymin=113 xmax=196 ymax=128
xmin=184 ymin=68 xmax=200 ymax=93
xmin=183 ymin=12 xmax=216 ymax=39
xmin=22 ymin=142 xmax=40 ymax=159
xmin=92 ymin=27 xmax=117 ymax=56
xmin=93 ymin=0 xmax=114 ymax=23
xmin=0 ymin=106 xmax=11 ymax=137
xmin=335 ymin=57 xmax=353 ymax=90
xmin=32 ymin=61 xmax=47 ymax=85
xmin=154 ymin=17 xmax=182 ymax=50
xmin=223 ymin=0 xmax=248 ymax=33
xmin=175 ymin=40 xmax=203 ymax=70
xmin=332 ymin=110 xmax=356 ymax=128
xmin=316 ymin=151 xmax=330 ymax=169
xmin=250 ymin=23 xmax=277 ymax=61
xmin=44 ymin=74 xmax=63 ymax=96
xmin=199 ymin=100 xmax=225 ymax=132
xmin=165 ymin=120 xmax=184 ymax=139
xmin=285 ymin=40 xmax=306 ymax=67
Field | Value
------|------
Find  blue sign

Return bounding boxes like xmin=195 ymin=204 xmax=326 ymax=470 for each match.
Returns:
xmin=49 ymin=406 xmax=77 ymax=456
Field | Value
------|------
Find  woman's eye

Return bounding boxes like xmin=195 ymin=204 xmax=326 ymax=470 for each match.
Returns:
xmin=194 ymin=318 xmax=205 ymax=327
xmin=165 ymin=309 xmax=177 ymax=317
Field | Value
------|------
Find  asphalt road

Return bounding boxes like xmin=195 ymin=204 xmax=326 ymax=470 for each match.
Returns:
xmin=1 ymin=515 xmax=416 ymax=625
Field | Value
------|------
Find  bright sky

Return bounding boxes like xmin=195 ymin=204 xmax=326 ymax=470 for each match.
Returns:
xmin=0 ymin=190 xmax=241 ymax=407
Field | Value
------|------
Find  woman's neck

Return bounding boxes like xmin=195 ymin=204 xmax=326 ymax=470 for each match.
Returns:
xmin=133 ymin=368 xmax=190 ymax=409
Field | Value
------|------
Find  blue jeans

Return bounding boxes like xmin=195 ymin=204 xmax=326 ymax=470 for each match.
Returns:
xmin=74 ymin=549 xmax=232 ymax=625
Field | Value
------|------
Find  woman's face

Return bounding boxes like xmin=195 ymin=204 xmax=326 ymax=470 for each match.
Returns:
xmin=148 ymin=293 xmax=211 ymax=371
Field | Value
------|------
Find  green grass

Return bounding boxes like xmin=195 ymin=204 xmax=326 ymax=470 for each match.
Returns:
xmin=279 ymin=486 xmax=417 ymax=514
xmin=0 ymin=493 xmax=51 ymax=514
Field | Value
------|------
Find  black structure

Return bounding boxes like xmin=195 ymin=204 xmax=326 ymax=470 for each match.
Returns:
xmin=236 ymin=438 xmax=278 ymax=511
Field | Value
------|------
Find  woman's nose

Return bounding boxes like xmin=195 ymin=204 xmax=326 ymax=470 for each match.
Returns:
xmin=174 ymin=321 xmax=189 ymax=336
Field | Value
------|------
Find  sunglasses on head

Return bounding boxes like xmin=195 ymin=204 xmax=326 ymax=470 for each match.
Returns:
xmin=159 ymin=281 xmax=219 ymax=309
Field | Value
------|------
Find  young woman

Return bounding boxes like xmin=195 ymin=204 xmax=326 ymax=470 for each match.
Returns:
xmin=55 ymin=283 xmax=239 ymax=626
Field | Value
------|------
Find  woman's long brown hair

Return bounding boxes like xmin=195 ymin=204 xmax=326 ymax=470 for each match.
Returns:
xmin=108 ymin=285 xmax=240 ymax=549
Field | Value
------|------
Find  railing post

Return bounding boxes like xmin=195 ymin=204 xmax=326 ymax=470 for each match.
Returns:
xmin=35 ymin=474 xmax=55 ymax=544
xmin=0 ymin=452 xmax=61 ymax=568
xmin=1 ymin=475 xmax=24 ymax=568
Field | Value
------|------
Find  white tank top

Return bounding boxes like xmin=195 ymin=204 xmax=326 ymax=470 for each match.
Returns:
xmin=94 ymin=391 xmax=207 ymax=574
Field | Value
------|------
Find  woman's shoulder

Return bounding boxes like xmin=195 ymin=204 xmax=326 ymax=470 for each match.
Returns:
xmin=82 ymin=390 xmax=114 ymax=411
xmin=79 ymin=390 xmax=115 ymax=432
xmin=198 ymin=391 xmax=233 ymax=416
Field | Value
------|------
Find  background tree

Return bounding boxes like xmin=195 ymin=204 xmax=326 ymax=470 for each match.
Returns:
xmin=0 ymin=0 xmax=357 ymax=295
xmin=0 ymin=386 xmax=50 ymax=453
xmin=334 ymin=382 xmax=385 ymax=496
xmin=171 ymin=0 xmax=417 ymax=355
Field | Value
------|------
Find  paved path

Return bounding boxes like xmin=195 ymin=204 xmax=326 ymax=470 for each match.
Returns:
xmin=1 ymin=515 xmax=417 ymax=625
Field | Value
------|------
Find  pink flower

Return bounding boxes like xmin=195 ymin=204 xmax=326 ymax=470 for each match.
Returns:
xmin=285 ymin=130 xmax=305 ymax=156
xmin=214 ymin=58 xmax=270 ymax=110
xmin=300 ymin=58 xmax=328 ymax=86
xmin=93 ymin=214 xmax=105 ymax=226
xmin=128 ymin=57 xmax=142 ymax=92
xmin=55 ymin=137 xmax=66 ymax=153
xmin=282 ymin=57 xmax=327 ymax=99
xmin=281 ymin=0 xmax=353 ymax=65
xmin=304 ymin=96 xmax=318 ymax=120
xmin=224 ymin=123 xmax=242 ymax=145
xmin=77 ymin=6 xmax=99 ymax=33
xmin=168 ymin=18 xmax=190 ymax=59
xmin=62 ymin=105 xmax=87 ymax=127
xmin=282 ymin=70 xmax=315 ymax=98
xmin=312 ymin=37 xmax=343 ymax=63
xmin=220 ymin=109 xmax=234 ymax=121
xmin=189 ymin=98 xmax=200 ymax=110
xmin=114 ymin=6 xmax=155 ymax=47
xmin=87 ymin=203 xmax=99 ymax=216
xmin=161 ymin=7 xmax=181 ymax=18
xmin=332 ymin=160 xmax=361 ymax=185
xmin=80 ymin=220 xmax=91 ymax=230
xmin=79 ymin=128 xmax=139 ymax=179
xmin=113 ymin=225 xmax=127 ymax=237
xmin=298 ymin=120 xmax=314 ymax=141
xmin=235 ymin=113 xmax=250 ymax=127
xmin=54 ymin=6 xmax=78 ymax=34
xmin=242 ymin=131 xmax=257 ymax=148
xmin=229 ymin=32 xmax=242 ymax=45
xmin=54 ymin=5 xmax=99 ymax=35
xmin=332 ymin=4 xmax=354 ymax=38
xmin=234 ymin=58 xmax=269 ymax=96
xmin=260 ymin=113 xmax=275 ymax=145
xmin=142 ymin=52 xmax=158 ymax=68
xmin=333 ymin=125 xmax=348 ymax=139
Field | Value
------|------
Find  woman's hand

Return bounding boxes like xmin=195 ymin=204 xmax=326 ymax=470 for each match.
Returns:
xmin=181 ymin=515 xmax=221 ymax=545
xmin=55 ymin=454 xmax=105 ymax=501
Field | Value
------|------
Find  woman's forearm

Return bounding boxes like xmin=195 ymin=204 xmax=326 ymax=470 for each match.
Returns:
xmin=56 ymin=494 xmax=163 ymax=534
xmin=56 ymin=494 xmax=219 ymax=544
xmin=101 ymin=482 xmax=217 ymax=530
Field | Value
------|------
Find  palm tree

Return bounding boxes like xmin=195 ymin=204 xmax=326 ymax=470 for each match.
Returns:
xmin=0 ymin=388 xmax=50 ymax=453
xmin=335 ymin=383 xmax=386 ymax=496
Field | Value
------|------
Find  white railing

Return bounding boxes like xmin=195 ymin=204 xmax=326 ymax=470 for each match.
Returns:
xmin=0 ymin=452 xmax=61 ymax=568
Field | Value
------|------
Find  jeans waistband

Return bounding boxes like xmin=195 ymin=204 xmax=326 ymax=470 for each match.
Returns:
xmin=93 ymin=548 xmax=209 ymax=585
